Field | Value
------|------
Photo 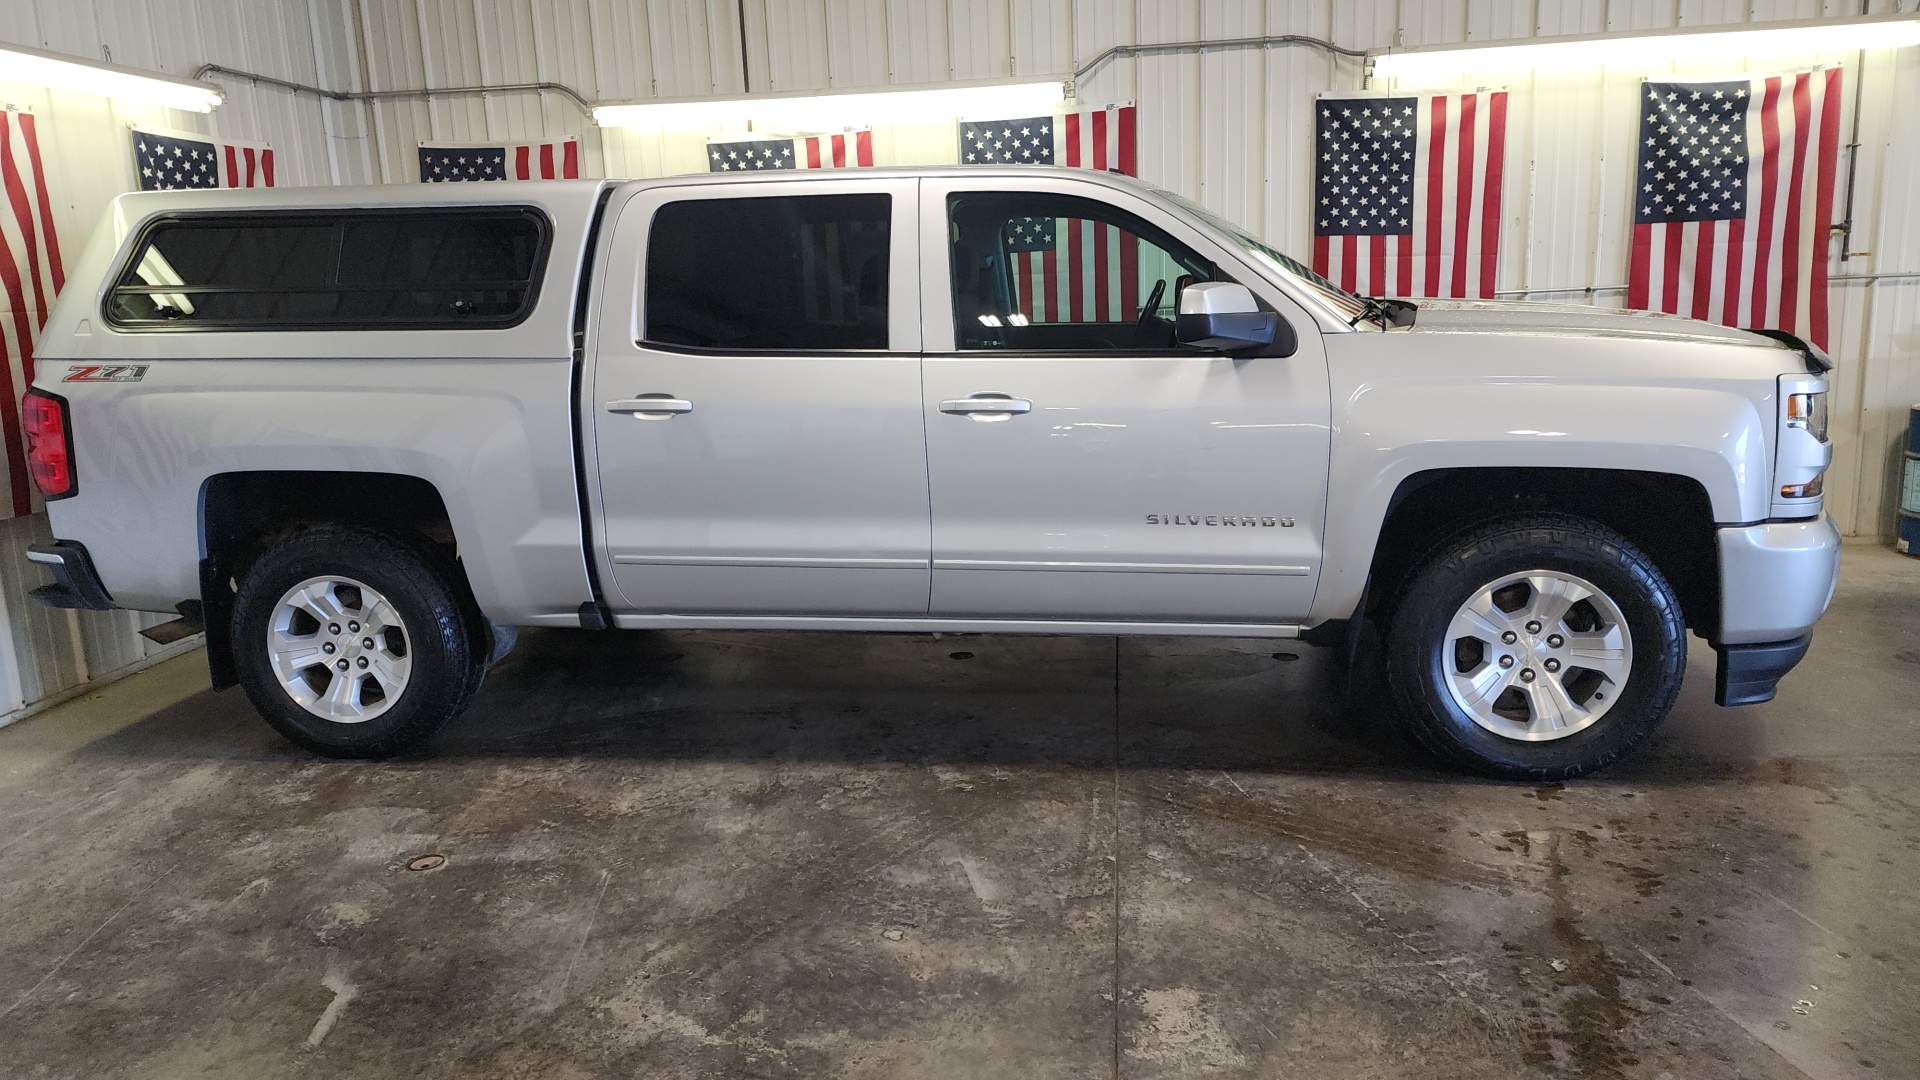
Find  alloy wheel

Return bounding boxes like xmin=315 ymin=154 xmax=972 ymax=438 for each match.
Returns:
xmin=267 ymin=575 xmax=412 ymax=724
xmin=1441 ymin=569 xmax=1632 ymax=741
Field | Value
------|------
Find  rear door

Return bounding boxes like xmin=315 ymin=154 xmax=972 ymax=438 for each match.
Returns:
xmin=917 ymin=176 xmax=1332 ymax=623
xmin=588 ymin=178 xmax=929 ymax=615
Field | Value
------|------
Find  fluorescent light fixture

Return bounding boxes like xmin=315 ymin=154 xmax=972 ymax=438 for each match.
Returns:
xmin=0 ymin=42 xmax=224 ymax=111
xmin=594 ymin=78 xmax=1066 ymax=132
xmin=1371 ymin=13 xmax=1920 ymax=81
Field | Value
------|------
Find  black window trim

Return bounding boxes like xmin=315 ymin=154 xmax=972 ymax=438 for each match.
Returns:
xmin=641 ymin=341 xmax=900 ymax=358
xmin=103 ymin=205 xmax=554 ymax=334
xmin=637 ymin=192 xmax=895 ymax=355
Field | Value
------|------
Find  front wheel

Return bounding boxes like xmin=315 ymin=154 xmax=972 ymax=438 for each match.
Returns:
xmin=231 ymin=526 xmax=485 ymax=758
xmin=1384 ymin=514 xmax=1686 ymax=779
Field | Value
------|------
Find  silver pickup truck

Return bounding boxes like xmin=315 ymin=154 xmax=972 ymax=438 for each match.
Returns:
xmin=21 ymin=168 xmax=1839 ymax=777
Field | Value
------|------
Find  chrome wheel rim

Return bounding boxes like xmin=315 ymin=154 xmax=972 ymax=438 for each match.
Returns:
xmin=267 ymin=576 xmax=411 ymax=724
xmin=1442 ymin=569 xmax=1632 ymax=742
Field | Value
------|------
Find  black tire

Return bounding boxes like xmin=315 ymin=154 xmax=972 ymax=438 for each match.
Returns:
xmin=231 ymin=525 xmax=485 ymax=758
xmin=1384 ymin=513 xmax=1686 ymax=780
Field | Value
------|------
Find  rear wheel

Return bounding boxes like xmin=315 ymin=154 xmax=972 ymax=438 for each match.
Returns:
xmin=232 ymin=526 xmax=484 ymax=758
xmin=1384 ymin=514 xmax=1686 ymax=779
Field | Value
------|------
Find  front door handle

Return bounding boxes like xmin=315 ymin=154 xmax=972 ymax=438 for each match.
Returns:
xmin=607 ymin=394 xmax=693 ymax=418
xmin=939 ymin=393 xmax=1032 ymax=418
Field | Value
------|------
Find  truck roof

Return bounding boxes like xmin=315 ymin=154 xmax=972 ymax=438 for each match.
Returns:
xmin=100 ymin=165 xmax=1155 ymax=213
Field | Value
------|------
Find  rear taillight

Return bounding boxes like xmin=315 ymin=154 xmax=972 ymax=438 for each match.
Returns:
xmin=22 ymin=388 xmax=75 ymax=499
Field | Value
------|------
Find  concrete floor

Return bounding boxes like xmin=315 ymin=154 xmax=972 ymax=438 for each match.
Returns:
xmin=0 ymin=545 xmax=1915 ymax=1079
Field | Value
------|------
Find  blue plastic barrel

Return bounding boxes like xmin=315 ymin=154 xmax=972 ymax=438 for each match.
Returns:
xmin=1899 ymin=404 xmax=1920 ymax=557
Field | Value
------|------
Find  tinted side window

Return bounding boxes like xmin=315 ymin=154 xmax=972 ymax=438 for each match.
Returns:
xmin=948 ymin=192 xmax=1214 ymax=352
xmin=107 ymin=209 xmax=548 ymax=330
xmin=645 ymin=193 xmax=890 ymax=351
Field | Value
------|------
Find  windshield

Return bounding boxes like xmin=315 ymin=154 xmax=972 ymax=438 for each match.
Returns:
xmin=1154 ymin=187 xmax=1375 ymax=325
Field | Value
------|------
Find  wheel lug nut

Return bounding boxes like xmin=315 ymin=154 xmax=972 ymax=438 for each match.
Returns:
xmin=335 ymin=659 xmax=349 ymax=672
xmin=1498 ymin=655 xmax=1515 ymax=669
xmin=1547 ymin=634 xmax=1564 ymax=648
xmin=1525 ymin=620 xmax=1542 ymax=634
xmin=329 ymin=623 xmax=341 ymax=635
xmin=357 ymin=656 xmax=369 ymax=669
xmin=1520 ymin=668 xmax=1536 ymax=682
xmin=322 ymin=642 xmax=336 ymax=654
xmin=1544 ymin=658 xmax=1561 ymax=673
xmin=349 ymin=621 xmax=360 ymax=633
xmin=1501 ymin=631 xmax=1517 ymax=644
xmin=363 ymin=637 xmax=375 ymax=649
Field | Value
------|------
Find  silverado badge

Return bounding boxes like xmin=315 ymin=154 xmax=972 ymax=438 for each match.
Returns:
xmin=1146 ymin=514 xmax=1294 ymax=527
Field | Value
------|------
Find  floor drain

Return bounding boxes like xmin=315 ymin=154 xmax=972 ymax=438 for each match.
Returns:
xmin=948 ymin=651 xmax=975 ymax=660
xmin=407 ymin=854 xmax=447 ymax=872
xmin=1271 ymin=652 xmax=1300 ymax=662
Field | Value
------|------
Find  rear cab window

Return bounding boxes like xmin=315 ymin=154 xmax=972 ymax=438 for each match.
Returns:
xmin=106 ymin=208 xmax=551 ymax=331
xmin=643 ymin=193 xmax=890 ymax=352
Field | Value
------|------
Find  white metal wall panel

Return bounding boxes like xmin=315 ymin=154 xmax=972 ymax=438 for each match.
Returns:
xmin=767 ymin=0 xmax=833 ymax=92
xmin=886 ymin=0 xmax=950 ymax=83
xmin=948 ymin=0 xmax=1013 ymax=81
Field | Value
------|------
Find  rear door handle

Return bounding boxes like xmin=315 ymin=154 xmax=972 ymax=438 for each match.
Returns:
xmin=939 ymin=393 xmax=1032 ymax=417
xmin=607 ymin=394 xmax=693 ymax=418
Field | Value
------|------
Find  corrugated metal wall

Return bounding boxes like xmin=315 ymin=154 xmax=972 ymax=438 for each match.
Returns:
xmin=2 ymin=0 xmax=1916 ymax=722
xmin=0 ymin=0 xmax=361 ymax=722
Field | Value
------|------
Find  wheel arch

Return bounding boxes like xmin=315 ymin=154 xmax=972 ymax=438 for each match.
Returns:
xmin=197 ymin=470 xmax=473 ymax=689
xmin=1354 ymin=467 xmax=1720 ymax=639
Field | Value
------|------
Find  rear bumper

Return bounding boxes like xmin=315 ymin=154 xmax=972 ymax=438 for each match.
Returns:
xmin=1714 ymin=635 xmax=1812 ymax=707
xmin=25 ymin=540 xmax=116 ymax=611
xmin=1717 ymin=515 xmax=1840 ymax=644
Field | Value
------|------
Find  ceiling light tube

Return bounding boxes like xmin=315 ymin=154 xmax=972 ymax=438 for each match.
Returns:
xmin=0 ymin=42 xmax=224 ymax=112
xmin=1371 ymin=13 xmax=1920 ymax=81
xmin=593 ymin=78 xmax=1067 ymax=132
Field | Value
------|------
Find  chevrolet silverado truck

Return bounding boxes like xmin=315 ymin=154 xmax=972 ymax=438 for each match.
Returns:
xmin=20 ymin=168 xmax=1839 ymax=777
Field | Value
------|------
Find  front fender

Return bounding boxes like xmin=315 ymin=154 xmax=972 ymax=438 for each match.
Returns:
xmin=1310 ymin=377 xmax=1770 ymax=623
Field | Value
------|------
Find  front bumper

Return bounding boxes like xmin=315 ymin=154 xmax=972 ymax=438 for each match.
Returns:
xmin=1717 ymin=516 xmax=1840 ymax=644
xmin=1710 ymin=514 xmax=1839 ymax=706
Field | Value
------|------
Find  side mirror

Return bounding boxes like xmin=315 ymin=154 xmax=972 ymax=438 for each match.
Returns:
xmin=1175 ymin=282 xmax=1294 ymax=355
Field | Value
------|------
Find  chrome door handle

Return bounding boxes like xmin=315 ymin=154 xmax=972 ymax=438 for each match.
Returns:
xmin=607 ymin=395 xmax=693 ymax=418
xmin=939 ymin=394 xmax=1032 ymax=416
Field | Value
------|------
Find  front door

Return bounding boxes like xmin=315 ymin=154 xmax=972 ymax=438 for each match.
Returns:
xmin=590 ymin=179 xmax=929 ymax=615
xmin=919 ymin=180 xmax=1331 ymax=622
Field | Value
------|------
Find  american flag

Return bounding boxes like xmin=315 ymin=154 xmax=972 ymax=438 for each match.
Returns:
xmin=1626 ymin=70 xmax=1841 ymax=349
xmin=706 ymin=129 xmax=874 ymax=171
xmin=133 ymin=129 xmax=275 ymax=191
xmin=962 ymin=105 xmax=1140 ymax=323
xmin=419 ymin=139 xmax=581 ymax=182
xmin=2 ymin=109 xmax=63 ymax=520
xmin=1311 ymin=92 xmax=1507 ymax=299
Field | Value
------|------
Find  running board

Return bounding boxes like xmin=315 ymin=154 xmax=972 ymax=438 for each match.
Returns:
xmin=608 ymin=614 xmax=1303 ymax=638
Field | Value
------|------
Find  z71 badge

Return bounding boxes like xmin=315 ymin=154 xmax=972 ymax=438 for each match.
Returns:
xmin=64 ymin=364 xmax=150 ymax=382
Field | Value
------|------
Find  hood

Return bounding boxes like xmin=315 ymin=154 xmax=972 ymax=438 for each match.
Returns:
xmin=1402 ymin=299 xmax=1786 ymax=350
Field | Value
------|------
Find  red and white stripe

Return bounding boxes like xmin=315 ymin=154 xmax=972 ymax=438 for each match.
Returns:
xmin=1 ymin=109 xmax=63 ymax=520
xmin=502 ymin=139 xmax=580 ymax=180
xmin=1314 ymin=91 xmax=1507 ymax=299
xmin=1012 ymin=104 xmax=1140 ymax=323
xmin=799 ymin=130 xmax=873 ymax=169
xmin=216 ymin=139 xmax=274 ymax=187
xmin=1627 ymin=69 xmax=1841 ymax=349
